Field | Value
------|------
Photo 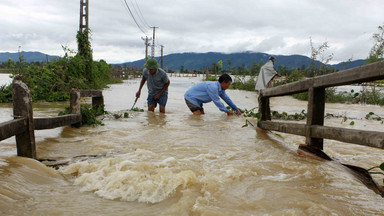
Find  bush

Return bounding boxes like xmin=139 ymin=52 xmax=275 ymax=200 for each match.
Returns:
xmin=0 ymin=84 xmax=12 ymax=103
xmin=231 ymin=77 xmax=256 ymax=91
xmin=59 ymin=104 xmax=106 ymax=126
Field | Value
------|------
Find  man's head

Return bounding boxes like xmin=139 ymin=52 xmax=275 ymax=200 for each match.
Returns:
xmin=269 ymin=56 xmax=276 ymax=62
xmin=145 ymin=58 xmax=159 ymax=74
xmin=218 ymin=74 xmax=232 ymax=90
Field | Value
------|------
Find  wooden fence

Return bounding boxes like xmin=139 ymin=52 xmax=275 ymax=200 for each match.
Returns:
xmin=0 ymin=77 xmax=103 ymax=159
xmin=258 ymin=60 xmax=384 ymax=150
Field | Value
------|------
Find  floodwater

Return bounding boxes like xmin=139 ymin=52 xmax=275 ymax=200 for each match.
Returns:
xmin=1 ymin=75 xmax=384 ymax=215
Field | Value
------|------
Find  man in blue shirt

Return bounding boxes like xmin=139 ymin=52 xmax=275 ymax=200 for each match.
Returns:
xmin=184 ymin=74 xmax=242 ymax=115
xmin=136 ymin=58 xmax=170 ymax=113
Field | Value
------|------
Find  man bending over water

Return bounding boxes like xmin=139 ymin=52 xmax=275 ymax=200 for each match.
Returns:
xmin=184 ymin=74 xmax=242 ymax=116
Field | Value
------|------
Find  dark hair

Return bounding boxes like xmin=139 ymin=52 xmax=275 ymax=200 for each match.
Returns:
xmin=218 ymin=74 xmax=232 ymax=83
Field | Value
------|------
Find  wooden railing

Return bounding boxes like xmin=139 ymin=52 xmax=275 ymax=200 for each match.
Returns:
xmin=258 ymin=60 xmax=384 ymax=150
xmin=0 ymin=77 xmax=104 ymax=159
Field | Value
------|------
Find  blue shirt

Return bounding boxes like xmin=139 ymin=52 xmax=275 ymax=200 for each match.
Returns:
xmin=184 ymin=81 xmax=239 ymax=113
xmin=142 ymin=68 xmax=169 ymax=95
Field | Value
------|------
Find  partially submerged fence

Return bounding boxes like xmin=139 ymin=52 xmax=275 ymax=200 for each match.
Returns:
xmin=258 ymin=60 xmax=384 ymax=150
xmin=0 ymin=76 xmax=103 ymax=159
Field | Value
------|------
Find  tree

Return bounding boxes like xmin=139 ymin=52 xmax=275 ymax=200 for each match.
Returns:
xmin=309 ymin=37 xmax=333 ymax=77
xmin=226 ymin=59 xmax=232 ymax=71
xmin=366 ymin=24 xmax=384 ymax=64
xmin=217 ymin=60 xmax=223 ymax=73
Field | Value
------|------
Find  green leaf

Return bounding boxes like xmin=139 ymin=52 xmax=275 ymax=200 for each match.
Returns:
xmin=349 ymin=121 xmax=355 ymax=126
xmin=255 ymin=113 xmax=262 ymax=121
xmin=380 ymin=162 xmax=384 ymax=171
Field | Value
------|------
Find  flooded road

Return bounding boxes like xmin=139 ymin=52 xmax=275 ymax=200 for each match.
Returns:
xmin=1 ymin=75 xmax=384 ymax=215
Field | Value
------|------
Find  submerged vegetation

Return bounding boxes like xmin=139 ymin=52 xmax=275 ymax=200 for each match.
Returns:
xmin=58 ymin=104 xmax=106 ymax=127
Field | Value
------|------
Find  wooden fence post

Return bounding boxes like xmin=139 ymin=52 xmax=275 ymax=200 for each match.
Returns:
xmin=306 ymin=87 xmax=325 ymax=149
xmin=258 ymin=93 xmax=271 ymax=122
xmin=70 ymin=89 xmax=81 ymax=127
xmin=12 ymin=77 xmax=36 ymax=159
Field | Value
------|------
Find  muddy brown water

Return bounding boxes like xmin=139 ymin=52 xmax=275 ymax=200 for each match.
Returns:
xmin=1 ymin=76 xmax=384 ymax=215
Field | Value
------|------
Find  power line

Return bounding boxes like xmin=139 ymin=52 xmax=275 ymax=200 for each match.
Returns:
xmin=132 ymin=0 xmax=151 ymax=28
xmin=121 ymin=0 xmax=149 ymax=35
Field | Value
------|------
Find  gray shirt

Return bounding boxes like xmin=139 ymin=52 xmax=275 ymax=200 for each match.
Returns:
xmin=142 ymin=68 xmax=169 ymax=95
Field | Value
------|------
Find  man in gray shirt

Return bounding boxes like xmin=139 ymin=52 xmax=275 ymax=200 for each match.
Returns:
xmin=136 ymin=58 xmax=170 ymax=113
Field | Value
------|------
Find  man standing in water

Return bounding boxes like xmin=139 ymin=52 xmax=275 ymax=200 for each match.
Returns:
xmin=184 ymin=74 xmax=242 ymax=115
xmin=255 ymin=56 xmax=281 ymax=91
xmin=136 ymin=58 xmax=170 ymax=113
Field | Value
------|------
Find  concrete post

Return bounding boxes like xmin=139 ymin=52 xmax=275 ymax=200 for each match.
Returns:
xmin=92 ymin=93 xmax=104 ymax=110
xmin=12 ymin=77 xmax=36 ymax=159
xmin=70 ymin=89 xmax=82 ymax=127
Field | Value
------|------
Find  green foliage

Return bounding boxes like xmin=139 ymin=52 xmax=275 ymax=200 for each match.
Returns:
xmin=365 ymin=112 xmax=384 ymax=124
xmin=309 ymin=37 xmax=334 ymax=77
xmin=292 ymin=92 xmax=308 ymax=101
xmin=204 ymin=75 xmax=217 ymax=81
xmin=2 ymin=29 xmax=117 ymax=103
xmin=80 ymin=104 xmax=105 ymax=126
xmin=271 ymin=109 xmax=307 ymax=121
xmin=0 ymin=84 xmax=12 ymax=103
xmin=367 ymin=163 xmax=384 ymax=180
xmin=59 ymin=104 xmax=106 ymax=126
xmin=366 ymin=24 xmax=384 ymax=64
xmin=226 ymin=106 xmax=261 ymax=128
xmin=242 ymin=119 xmax=255 ymax=128
xmin=285 ymin=68 xmax=305 ymax=83
xmin=230 ymin=76 xmax=256 ymax=91
xmin=131 ymin=107 xmax=144 ymax=112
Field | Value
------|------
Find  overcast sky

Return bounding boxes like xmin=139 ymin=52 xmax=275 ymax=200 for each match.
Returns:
xmin=1 ymin=0 xmax=383 ymax=64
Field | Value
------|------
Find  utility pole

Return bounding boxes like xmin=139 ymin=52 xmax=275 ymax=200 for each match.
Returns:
xmin=160 ymin=45 xmax=164 ymax=69
xmin=151 ymin=27 xmax=158 ymax=58
xmin=79 ymin=0 xmax=89 ymax=33
xmin=141 ymin=36 xmax=152 ymax=62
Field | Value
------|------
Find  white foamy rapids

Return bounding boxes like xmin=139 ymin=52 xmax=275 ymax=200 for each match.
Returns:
xmin=59 ymin=149 xmax=198 ymax=203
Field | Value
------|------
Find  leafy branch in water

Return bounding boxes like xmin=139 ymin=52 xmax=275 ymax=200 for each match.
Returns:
xmin=238 ymin=107 xmax=262 ymax=119
xmin=365 ymin=112 xmax=384 ymax=124
xmin=271 ymin=109 xmax=307 ymax=121
xmin=59 ymin=104 xmax=107 ymax=127
xmin=131 ymin=107 xmax=144 ymax=112
xmin=367 ymin=163 xmax=384 ymax=184
xmin=242 ymin=119 xmax=255 ymax=128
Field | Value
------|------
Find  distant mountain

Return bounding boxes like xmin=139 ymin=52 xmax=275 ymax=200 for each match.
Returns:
xmin=0 ymin=51 xmax=60 ymax=63
xmin=0 ymin=51 xmax=365 ymax=71
xmin=120 ymin=52 xmax=365 ymax=72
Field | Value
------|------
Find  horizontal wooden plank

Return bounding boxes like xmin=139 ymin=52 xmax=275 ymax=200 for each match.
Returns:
xmin=257 ymin=121 xmax=306 ymax=136
xmin=261 ymin=60 xmax=384 ymax=97
xmin=311 ymin=125 xmax=384 ymax=149
xmin=0 ymin=118 xmax=27 ymax=141
xmin=34 ymin=114 xmax=81 ymax=130
xmin=258 ymin=120 xmax=384 ymax=149
xmin=80 ymin=90 xmax=103 ymax=98
xmin=313 ymin=60 xmax=384 ymax=88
